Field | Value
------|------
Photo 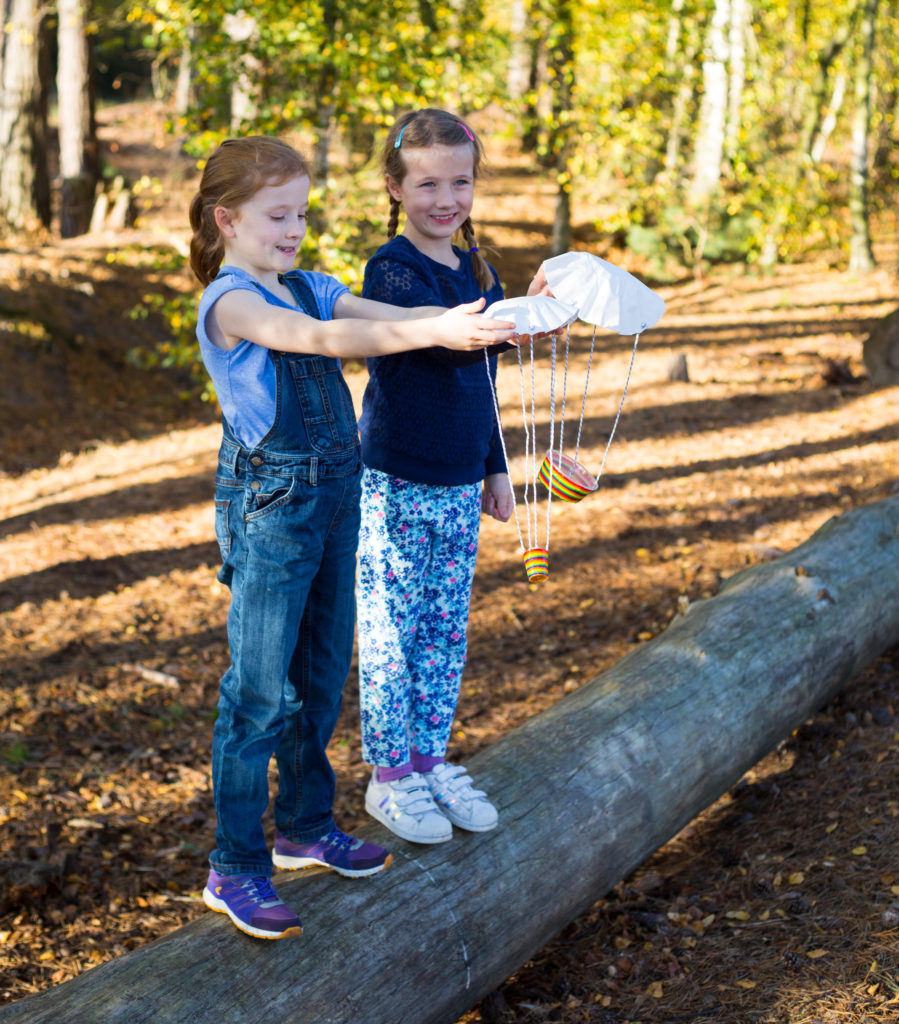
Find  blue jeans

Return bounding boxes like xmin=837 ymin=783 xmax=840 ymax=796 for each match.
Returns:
xmin=210 ymin=442 xmax=361 ymax=876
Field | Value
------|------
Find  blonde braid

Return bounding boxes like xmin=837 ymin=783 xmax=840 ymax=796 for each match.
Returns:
xmin=460 ymin=217 xmax=494 ymax=292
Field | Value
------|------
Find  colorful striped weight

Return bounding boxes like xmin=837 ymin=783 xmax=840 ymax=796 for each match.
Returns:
xmin=523 ymin=547 xmax=549 ymax=582
xmin=538 ymin=450 xmax=597 ymax=503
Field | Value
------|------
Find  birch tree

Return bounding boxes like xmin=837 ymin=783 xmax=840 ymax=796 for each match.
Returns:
xmin=847 ymin=0 xmax=879 ymax=272
xmin=546 ymin=0 xmax=575 ymax=253
xmin=57 ymin=0 xmax=99 ymax=237
xmin=688 ymin=0 xmax=730 ymax=203
xmin=0 ymin=0 xmax=51 ymax=233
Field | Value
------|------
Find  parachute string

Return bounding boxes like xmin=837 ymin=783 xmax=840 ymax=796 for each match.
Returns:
xmin=545 ymin=333 xmax=556 ymax=552
xmin=591 ymin=331 xmax=640 ymax=487
xmin=573 ymin=326 xmax=596 ymax=464
xmin=526 ymin=337 xmax=539 ymax=548
xmin=484 ymin=350 xmax=525 ymax=553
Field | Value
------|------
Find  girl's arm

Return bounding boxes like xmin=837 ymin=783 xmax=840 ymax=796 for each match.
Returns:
xmin=206 ymin=289 xmax=515 ymax=357
xmin=332 ymin=292 xmax=448 ymax=323
xmin=339 ymin=292 xmax=512 ymax=367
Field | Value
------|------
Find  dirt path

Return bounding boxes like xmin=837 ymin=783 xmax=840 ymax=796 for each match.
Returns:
xmin=2 ymin=102 xmax=899 ymax=1022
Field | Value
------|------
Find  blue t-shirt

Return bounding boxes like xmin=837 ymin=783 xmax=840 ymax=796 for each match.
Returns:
xmin=196 ymin=265 xmax=349 ymax=448
xmin=359 ymin=235 xmax=509 ymax=486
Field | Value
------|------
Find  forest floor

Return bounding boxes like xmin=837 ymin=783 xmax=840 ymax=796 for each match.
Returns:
xmin=2 ymin=101 xmax=899 ymax=1024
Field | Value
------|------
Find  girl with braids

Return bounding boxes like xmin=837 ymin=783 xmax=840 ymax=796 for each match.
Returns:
xmin=188 ymin=135 xmax=515 ymax=939
xmin=358 ymin=108 xmax=549 ymax=843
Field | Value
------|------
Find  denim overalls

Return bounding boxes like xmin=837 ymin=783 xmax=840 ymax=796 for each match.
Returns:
xmin=209 ymin=271 xmax=362 ymax=877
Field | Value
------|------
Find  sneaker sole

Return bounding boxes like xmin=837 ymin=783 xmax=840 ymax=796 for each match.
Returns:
xmin=202 ymin=886 xmax=303 ymax=940
xmin=271 ymin=851 xmax=393 ymax=877
xmin=365 ymin=795 xmax=452 ymax=844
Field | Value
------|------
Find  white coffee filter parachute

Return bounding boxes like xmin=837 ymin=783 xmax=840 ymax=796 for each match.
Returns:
xmin=483 ymin=294 xmax=577 ymax=336
xmin=542 ymin=251 xmax=665 ymax=334
xmin=485 ymin=251 xmax=666 ymax=584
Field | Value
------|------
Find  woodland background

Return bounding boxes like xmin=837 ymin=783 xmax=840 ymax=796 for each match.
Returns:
xmin=2 ymin=2 xmax=899 ymax=1023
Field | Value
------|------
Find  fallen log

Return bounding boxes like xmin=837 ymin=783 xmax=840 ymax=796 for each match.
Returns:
xmin=4 ymin=494 xmax=899 ymax=1024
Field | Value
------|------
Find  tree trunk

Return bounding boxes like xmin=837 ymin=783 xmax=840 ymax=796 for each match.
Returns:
xmin=3 ymin=493 xmax=899 ymax=1024
xmin=0 ymin=0 xmax=51 ymax=233
xmin=724 ymin=0 xmax=749 ymax=162
xmin=662 ymin=0 xmax=695 ymax=176
xmin=848 ymin=0 xmax=879 ymax=274
xmin=810 ymin=70 xmax=847 ymax=163
xmin=507 ymin=0 xmax=529 ymax=100
xmin=224 ymin=10 xmax=259 ymax=131
xmin=547 ymin=0 xmax=574 ymax=255
xmin=520 ymin=17 xmax=542 ymax=153
xmin=688 ymin=0 xmax=730 ymax=203
xmin=173 ymin=26 xmax=195 ymax=117
xmin=57 ymin=0 xmax=98 ymax=238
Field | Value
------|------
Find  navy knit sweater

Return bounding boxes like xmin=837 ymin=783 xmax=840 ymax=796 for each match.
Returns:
xmin=359 ymin=235 xmax=511 ymax=486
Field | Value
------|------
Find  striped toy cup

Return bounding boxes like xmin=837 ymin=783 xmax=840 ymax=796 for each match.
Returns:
xmin=538 ymin=450 xmax=597 ymax=503
xmin=523 ymin=547 xmax=549 ymax=582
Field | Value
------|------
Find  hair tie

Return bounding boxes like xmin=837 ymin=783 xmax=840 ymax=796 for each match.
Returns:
xmin=394 ymin=124 xmax=408 ymax=149
xmin=469 ymin=245 xmax=479 ymax=254
xmin=458 ymin=122 xmax=475 ymax=141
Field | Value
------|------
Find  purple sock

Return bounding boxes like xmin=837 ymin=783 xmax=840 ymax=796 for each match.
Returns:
xmin=376 ymin=762 xmax=413 ymax=783
xmin=411 ymin=753 xmax=445 ymax=774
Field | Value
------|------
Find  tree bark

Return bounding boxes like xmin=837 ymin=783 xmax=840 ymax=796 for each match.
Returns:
xmin=547 ymin=0 xmax=574 ymax=255
xmin=223 ymin=10 xmax=259 ymax=131
xmin=0 ymin=0 xmax=51 ymax=233
xmin=688 ymin=0 xmax=730 ymax=203
xmin=57 ymin=0 xmax=98 ymax=238
xmin=848 ymin=0 xmax=879 ymax=273
xmin=3 ymin=494 xmax=899 ymax=1024
xmin=173 ymin=25 xmax=195 ymax=117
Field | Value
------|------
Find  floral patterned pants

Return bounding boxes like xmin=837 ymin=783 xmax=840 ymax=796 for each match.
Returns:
xmin=357 ymin=468 xmax=481 ymax=767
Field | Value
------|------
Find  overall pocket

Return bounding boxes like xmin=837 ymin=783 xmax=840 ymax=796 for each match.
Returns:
xmin=244 ymin=473 xmax=298 ymax=521
xmin=287 ymin=356 xmax=359 ymax=454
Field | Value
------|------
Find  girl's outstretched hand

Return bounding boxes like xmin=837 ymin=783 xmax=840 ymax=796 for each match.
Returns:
xmin=434 ymin=298 xmax=516 ymax=350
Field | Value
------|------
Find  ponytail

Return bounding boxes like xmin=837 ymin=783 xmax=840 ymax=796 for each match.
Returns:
xmin=188 ymin=190 xmax=226 ymax=286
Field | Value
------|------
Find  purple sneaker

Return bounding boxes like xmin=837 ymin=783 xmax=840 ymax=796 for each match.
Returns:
xmin=272 ymin=827 xmax=392 ymax=878
xmin=202 ymin=869 xmax=303 ymax=940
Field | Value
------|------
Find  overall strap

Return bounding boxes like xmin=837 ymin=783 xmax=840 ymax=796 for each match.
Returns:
xmin=279 ymin=271 xmax=322 ymax=321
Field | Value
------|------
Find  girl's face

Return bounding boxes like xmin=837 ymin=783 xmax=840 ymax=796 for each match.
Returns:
xmin=387 ymin=144 xmax=475 ymax=260
xmin=215 ymin=175 xmax=310 ymax=282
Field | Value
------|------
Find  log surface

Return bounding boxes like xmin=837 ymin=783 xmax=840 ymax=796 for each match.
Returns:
xmin=4 ymin=495 xmax=899 ymax=1024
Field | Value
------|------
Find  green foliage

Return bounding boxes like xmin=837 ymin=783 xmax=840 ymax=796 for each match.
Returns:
xmin=128 ymin=290 xmax=208 ymax=400
xmin=127 ymin=0 xmax=506 ymax=146
xmin=0 ymin=739 xmax=29 ymax=766
xmin=111 ymin=0 xmax=897 ymax=342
